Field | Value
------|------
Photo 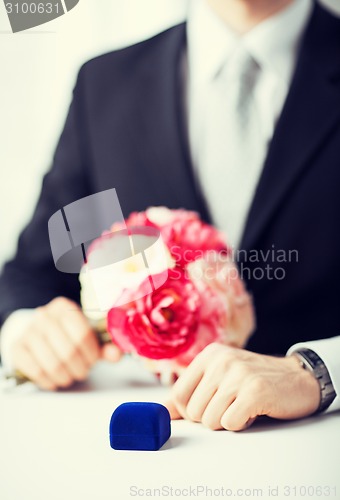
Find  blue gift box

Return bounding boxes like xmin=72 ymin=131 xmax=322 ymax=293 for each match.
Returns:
xmin=109 ymin=402 xmax=171 ymax=451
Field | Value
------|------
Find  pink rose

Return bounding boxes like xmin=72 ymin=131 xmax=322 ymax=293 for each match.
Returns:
xmin=134 ymin=257 xmax=255 ymax=381
xmin=104 ymin=207 xmax=228 ymax=268
xmin=124 ymin=211 xmax=157 ymax=229
xmin=176 ymin=283 xmax=228 ymax=366
xmin=127 ymin=207 xmax=229 ymax=266
xmin=135 ymin=279 xmax=230 ymax=382
xmin=187 ymin=255 xmax=256 ymax=348
xmin=107 ymin=269 xmax=201 ymax=359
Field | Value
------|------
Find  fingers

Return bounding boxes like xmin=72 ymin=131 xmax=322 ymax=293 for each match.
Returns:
xmin=170 ymin=379 xmax=256 ymax=431
xmin=164 ymin=400 xmax=183 ymax=420
xmin=168 ymin=341 xmax=303 ymax=431
xmin=49 ymin=298 xmax=100 ymax=366
xmin=201 ymin=385 xmax=237 ymax=430
xmin=167 ymin=343 xmax=263 ymax=431
xmin=170 ymin=358 xmax=205 ymax=419
xmin=185 ymin=373 xmax=218 ymax=422
xmin=37 ymin=313 xmax=88 ymax=382
xmin=169 ymin=346 xmax=216 ymax=419
xmin=169 ymin=344 xmax=233 ymax=419
xmin=23 ymin=326 xmax=74 ymax=388
xmin=12 ymin=342 xmax=57 ymax=391
xmin=10 ymin=297 xmax=101 ymax=391
xmin=221 ymin=389 xmax=258 ymax=431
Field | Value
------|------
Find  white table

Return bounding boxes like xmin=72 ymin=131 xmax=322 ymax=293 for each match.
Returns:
xmin=1 ymin=357 xmax=339 ymax=500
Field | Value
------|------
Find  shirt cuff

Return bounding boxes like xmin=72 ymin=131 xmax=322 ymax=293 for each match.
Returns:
xmin=287 ymin=336 xmax=340 ymax=413
xmin=0 ymin=309 xmax=34 ymax=373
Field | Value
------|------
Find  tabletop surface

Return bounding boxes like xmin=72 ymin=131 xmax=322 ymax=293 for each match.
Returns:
xmin=1 ymin=357 xmax=339 ymax=500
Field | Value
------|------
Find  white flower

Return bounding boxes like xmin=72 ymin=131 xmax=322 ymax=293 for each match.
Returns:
xmin=146 ymin=206 xmax=176 ymax=226
xmin=80 ymin=230 xmax=175 ymax=316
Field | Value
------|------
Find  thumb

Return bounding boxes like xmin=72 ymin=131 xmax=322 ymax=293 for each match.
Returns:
xmin=163 ymin=399 xmax=183 ymax=420
xmin=100 ymin=343 xmax=123 ymax=363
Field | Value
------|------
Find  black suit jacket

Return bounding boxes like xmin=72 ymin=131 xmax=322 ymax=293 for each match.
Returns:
xmin=1 ymin=2 xmax=340 ymax=355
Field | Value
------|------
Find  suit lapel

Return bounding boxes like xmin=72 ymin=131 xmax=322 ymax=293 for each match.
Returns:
xmin=240 ymin=3 xmax=340 ymax=252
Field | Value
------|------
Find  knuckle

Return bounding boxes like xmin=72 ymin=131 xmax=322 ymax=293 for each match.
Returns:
xmin=195 ymin=344 xmax=215 ymax=362
xmin=206 ymin=342 xmax=220 ymax=351
xmin=217 ymin=355 xmax=233 ymax=372
xmin=209 ymin=354 xmax=234 ymax=376
xmin=202 ymin=367 xmax=224 ymax=390
xmin=61 ymin=347 xmax=78 ymax=365
xmin=34 ymin=306 xmax=49 ymax=323
xmin=50 ymin=296 xmax=73 ymax=311
xmin=197 ymin=343 xmax=228 ymax=364
xmin=248 ymin=375 xmax=268 ymax=393
xmin=203 ymin=342 xmax=222 ymax=355
xmin=217 ymin=346 xmax=235 ymax=366
xmin=51 ymin=296 xmax=68 ymax=306
xmin=232 ymin=362 xmax=251 ymax=378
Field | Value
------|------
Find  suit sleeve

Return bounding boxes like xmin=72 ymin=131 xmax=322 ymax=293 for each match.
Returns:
xmin=0 ymin=66 xmax=92 ymax=326
xmin=287 ymin=336 xmax=340 ymax=413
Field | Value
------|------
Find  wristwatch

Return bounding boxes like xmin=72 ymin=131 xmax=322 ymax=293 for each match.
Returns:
xmin=292 ymin=348 xmax=336 ymax=413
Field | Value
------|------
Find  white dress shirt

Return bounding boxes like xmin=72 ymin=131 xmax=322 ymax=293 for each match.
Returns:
xmin=1 ymin=0 xmax=339 ymax=412
xmin=187 ymin=0 xmax=313 ymax=247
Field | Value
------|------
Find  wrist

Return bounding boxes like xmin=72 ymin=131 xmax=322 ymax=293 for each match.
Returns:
xmin=283 ymin=353 xmax=321 ymax=415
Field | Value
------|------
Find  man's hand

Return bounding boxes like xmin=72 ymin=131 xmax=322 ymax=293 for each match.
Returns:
xmin=11 ymin=297 xmax=121 ymax=390
xmin=166 ymin=343 xmax=320 ymax=431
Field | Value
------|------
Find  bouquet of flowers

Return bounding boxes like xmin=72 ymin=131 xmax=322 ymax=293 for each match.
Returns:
xmin=80 ymin=207 xmax=255 ymax=384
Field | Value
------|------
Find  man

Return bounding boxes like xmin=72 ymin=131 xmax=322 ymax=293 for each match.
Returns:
xmin=0 ymin=0 xmax=339 ymax=430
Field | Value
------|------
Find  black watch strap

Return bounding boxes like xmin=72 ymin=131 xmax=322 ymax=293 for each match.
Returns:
xmin=292 ymin=348 xmax=336 ymax=413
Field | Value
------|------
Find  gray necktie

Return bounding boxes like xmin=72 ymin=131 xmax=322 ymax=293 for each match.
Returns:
xmin=199 ymin=46 xmax=262 ymax=248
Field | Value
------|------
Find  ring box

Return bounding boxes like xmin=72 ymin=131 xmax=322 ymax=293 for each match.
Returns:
xmin=109 ymin=402 xmax=171 ymax=451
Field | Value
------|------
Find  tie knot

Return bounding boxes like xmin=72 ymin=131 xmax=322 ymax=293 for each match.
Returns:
xmin=222 ymin=45 xmax=260 ymax=89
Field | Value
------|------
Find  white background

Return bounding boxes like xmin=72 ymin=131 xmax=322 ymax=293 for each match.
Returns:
xmin=0 ymin=0 xmax=339 ymax=271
